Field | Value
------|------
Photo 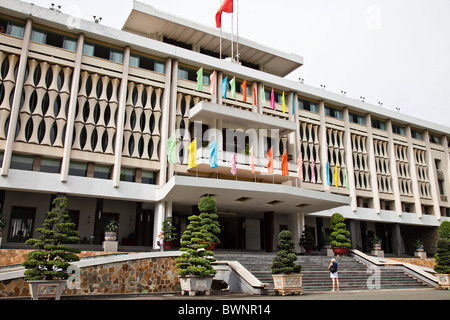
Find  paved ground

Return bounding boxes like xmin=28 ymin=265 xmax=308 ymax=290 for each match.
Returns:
xmin=62 ymin=288 xmax=450 ymax=300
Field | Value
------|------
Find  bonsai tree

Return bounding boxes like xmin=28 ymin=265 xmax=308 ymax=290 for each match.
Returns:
xmin=176 ymin=196 xmax=220 ymax=278
xmin=271 ymin=230 xmax=302 ymax=274
xmin=162 ymin=217 xmax=178 ymax=248
xmin=22 ymin=197 xmax=80 ymax=280
xmin=299 ymin=225 xmax=316 ymax=253
xmin=329 ymin=213 xmax=351 ymax=248
xmin=197 ymin=195 xmax=220 ymax=246
xmin=434 ymin=221 xmax=450 ymax=274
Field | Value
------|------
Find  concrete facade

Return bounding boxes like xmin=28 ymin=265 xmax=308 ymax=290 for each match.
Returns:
xmin=0 ymin=0 xmax=448 ymax=256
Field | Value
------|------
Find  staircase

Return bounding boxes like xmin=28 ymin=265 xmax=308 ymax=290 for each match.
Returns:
xmin=214 ymin=251 xmax=433 ymax=293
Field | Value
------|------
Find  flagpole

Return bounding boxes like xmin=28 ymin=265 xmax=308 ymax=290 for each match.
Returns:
xmin=236 ymin=0 xmax=239 ymax=62
xmin=231 ymin=0 xmax=234 ymax=62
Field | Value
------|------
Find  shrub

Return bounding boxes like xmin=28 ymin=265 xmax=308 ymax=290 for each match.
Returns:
xmin=176 ymin=196 xmax=220 ymax=278
xmin=329 ymin=213 xmax=351 ymax=248
xmin=162 ymin=217 xmax=178 ymax=243
xmin=434 ymin=221 xmax=450 ymax=274
xmin=271 ymin=230 xmax=302 ymax=274
xmin=22 ymin=197 xmax=80 ymax=281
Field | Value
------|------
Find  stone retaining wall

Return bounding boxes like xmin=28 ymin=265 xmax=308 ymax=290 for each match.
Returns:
xmin=0 ymin=251 xmax=181 ymax=298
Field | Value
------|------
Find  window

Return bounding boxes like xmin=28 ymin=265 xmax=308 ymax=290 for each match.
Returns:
xmin=7 ymin=207 xmax=35 ymax=243
xmin=68 ymin=161 xmax=87 ymax=177
xmin=10 ymin=154 xmax=33 ymax=171
xmin=40 ymin=157 xmax=61 ymax=173
xmin=411 ymin=129 xmax=423 ymax=140
xmin=178 ymin=66 xmax=210 ymax=85
xmin=429 ymin=134 xmax=441 ymax=145
xmin=141 ymin=170 xmax=156 ymax=184
xmin=298 ymin=98 xmax=319 ymax=113
xmin=349 ymin=112 xmax=366 ymax=125
xmin=0 ymin=19 xmax=25 ymax=38
xmin=120 ymin=167 xmax=135 ymax=182
xmin=83 ymin=41 xmax=123 ymax=63
xmin=392 ymin=124 xmax=405 ymax=136
xmin=93 ymin=164 xmax=111 ymax=179
xmin=325 ymin=106 xmax=343 ymax=120
xmin=30 ymin=28 xmax=77 ymax=52
xmin=129 ymin=54 xmax=166 ymax=74
xmin=371 ymin=119 xmax=386 ymax=130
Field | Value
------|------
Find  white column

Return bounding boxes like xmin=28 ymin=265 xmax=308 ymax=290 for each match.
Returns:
xmin=365 ymin=114 xmax=381 ymax=214
xmin=386 ymin=120 xmax=402 ymax=216
xmin=112 ymin=46 xmax=131 ymax=187
xmin=318 ymin=101 xmax=330 ymax=192
xmin=60 ymin=33 xmax=85 ymax=182
xmin=168 ymin=59 xmax=178 ymax=180
xmin=153 ymin=201 xmax=165 ymax=250
xmin=406 ymin=125 xmax=422 ymax=217
xmin=424 ymin=130 xmax=441 ymax=220
xmin=158 ymin=58 xmax=173 ymax=185
xmin=343 ymin=108 xmax=357 ymax=211
xmin=1 ymin=19 xmax=32 ymax=176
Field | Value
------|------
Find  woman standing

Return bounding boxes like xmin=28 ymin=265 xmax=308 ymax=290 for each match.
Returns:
xmin=328 ymin=258 xmax=339 ymax=292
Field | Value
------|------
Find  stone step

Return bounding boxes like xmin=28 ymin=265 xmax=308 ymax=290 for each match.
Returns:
xmin=214 ymin=252 xmax=433 ymax=292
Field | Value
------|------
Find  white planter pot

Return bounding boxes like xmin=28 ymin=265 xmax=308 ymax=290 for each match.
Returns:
xmin=104 ymin=231 xmax=117 ymax=241
xmin=436 ymin=274 xmax=450 ymax=290
xmin=179 ymin=276 xmax=214 ymax=296
xmin=28 ymin=280 xmax=67 ymax=300
xmin=272 ymin=274 xmax=303 ymax=296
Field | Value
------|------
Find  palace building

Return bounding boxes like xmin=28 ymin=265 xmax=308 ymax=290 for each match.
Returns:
xmin=0 ymin=0 xmax=449 ymax=255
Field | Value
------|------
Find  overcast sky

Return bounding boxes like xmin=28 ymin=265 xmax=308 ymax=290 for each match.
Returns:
xmin=22 ymin=0 xmax=450 ymax=128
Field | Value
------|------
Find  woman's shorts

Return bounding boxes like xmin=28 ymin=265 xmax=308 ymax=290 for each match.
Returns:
xmin=330 ymin=272 xmax=338 ymax=278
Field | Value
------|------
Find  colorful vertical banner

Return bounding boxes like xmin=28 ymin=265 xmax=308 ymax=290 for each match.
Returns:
xmin=281 ymin=151 xmax=288 ymax=177
xmin=249 ymin=144 xmax=255 ymax=173
xmin=252 ymin=83 xmax=257 ymax=106
xmin=241 ymin=79 xmax=247 ymax=102
xmin=221 ymin=76 xmax=228 ymax=99
xmin=230 ymin=153 xmax=237 ymax=176
xmin=326 ymin=161 xmax=331 ymax=186
xmin=311 ymin=158 xmax=316 ymax=183
xmin=196 ymin=67 xmax=203 ymax=91
xmin=209 ymin=70 xmax=216 ymax=95
xmin=261 ymin=85 xmax=266 ymax=107
xmin=334 ymin=163 xmax=338 ymax=187
xmin=230 ymin=76 xmax=236 ymax=99
xmin=282 ymin=91 xmax=286 ymax=113
xmin=209 ymin=140 xmax=218 ymax=169
xmin=167 ymin=134 xmax=177 ymax=165
xmin=267 ymin=146 xmax=273 ymax=174
xmin=292 ymin=92 xmax=295 ymax=115
xmin=296 ymin=153 xmax=303 ymax=180
xmin=188 ymin=139 xmax=197 ymax=168
xmin=270 ymin=88 xmax=275 ymax=110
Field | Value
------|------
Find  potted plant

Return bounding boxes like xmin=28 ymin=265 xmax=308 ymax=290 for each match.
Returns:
xmin=104 ymin=218 xmax=119 ymax=241
xmin=434 ymin=221 xmax=450 ymax=290
xmin=329 ymin=213 xmax=351 ymax=256
xmin=162 ymin=217 xmax=178 ymax=249
xmin=271 ymin=230 xmax=303 ymax=295
xmin=22 ymin=197 xmax=80 ymax=300
xmin=176 ymin=196 xmax=220 ymax=296
xmin=197 ymin=195 xmax=220 ymax=250
xmin=299 ymin=225 xmax=316 ymax=253
xmin=372 ymin=236 xmax=382 ymax=251
xmin=415 ymin=239 xmax=425 ymax=252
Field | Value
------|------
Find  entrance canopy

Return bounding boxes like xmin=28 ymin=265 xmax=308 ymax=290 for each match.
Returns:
xmin=158 ymin=176 xmax=350 ymax=215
